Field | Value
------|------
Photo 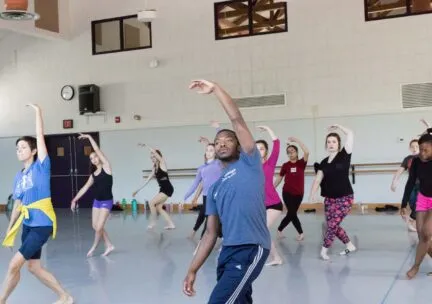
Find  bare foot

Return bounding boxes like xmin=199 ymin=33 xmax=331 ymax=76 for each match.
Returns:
xmin=147 ymin=224 xmax=155 ymax=230
xmin=407 ymin=265 xmax=420 ymax=280
xmin=296 ymin=234 xmax=304 ymax=241
xmin=53 ymin=294 xmax=74 ymax=304
xmin=87 ymin=248 xmax=96 ymax=258
xmin=277 ymin=231 xmax=286 ymax=239
xmin=102 ymin=245 xmax=115 ymax=257
xmin=188 ymin=231 xmax=196 ymax=239
xmin=265 ymin=259 xmax=283 ymax=266
xmin=407 ymin=220 xmax=417 ymax=232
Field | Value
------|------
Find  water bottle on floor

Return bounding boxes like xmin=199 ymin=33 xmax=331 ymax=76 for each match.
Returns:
xmin=131 ymin=199 xmax=138 ymax=212
xmin=121 ymin=198 xmax=127 ymax=210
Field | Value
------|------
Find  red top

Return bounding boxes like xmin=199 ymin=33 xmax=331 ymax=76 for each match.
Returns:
xmin=280 ymin=158 xmax=307 ymax=196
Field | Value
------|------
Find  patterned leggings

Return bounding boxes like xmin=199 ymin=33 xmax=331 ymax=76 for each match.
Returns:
xmin=323 ymin=195 xmax=354 ymax=248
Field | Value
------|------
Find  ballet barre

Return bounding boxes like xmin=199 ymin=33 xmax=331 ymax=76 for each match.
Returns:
xmin=142 ymin=162 xmax=401 ymax=184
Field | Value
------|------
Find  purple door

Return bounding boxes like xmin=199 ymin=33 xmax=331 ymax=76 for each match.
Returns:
xmin=46 ymin=135 xmax=74 ymax=208
xmin=71 ymin=134 xmax=99 ymax=208
xmin=45 ymin=132 xmax=99 ymax=208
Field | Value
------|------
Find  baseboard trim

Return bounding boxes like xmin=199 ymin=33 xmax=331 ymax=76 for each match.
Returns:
xmin=0 ymin=202 xmax=402 ymax=214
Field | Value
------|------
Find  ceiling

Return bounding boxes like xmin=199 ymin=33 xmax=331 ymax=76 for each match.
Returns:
xmin=0 ymin=0 xmax=65 ymax=40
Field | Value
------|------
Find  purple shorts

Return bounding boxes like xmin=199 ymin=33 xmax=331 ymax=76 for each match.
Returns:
xmin=93 ymin=199 xmax=113 ymax=210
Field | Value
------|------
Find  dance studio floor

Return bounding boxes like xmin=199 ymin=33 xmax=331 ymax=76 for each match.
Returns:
xmin=0 ymin=209 xmax=429 ymax=304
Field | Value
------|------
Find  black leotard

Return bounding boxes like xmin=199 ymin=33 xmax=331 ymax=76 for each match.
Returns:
xmin=155 ymin=167 xmax=174 ymax=197
xmin=92 ymin=168 xmax=113 ymax=201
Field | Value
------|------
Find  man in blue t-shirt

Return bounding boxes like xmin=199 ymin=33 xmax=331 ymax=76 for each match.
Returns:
xmin=183 ymin=80 xmax=270 ymax=304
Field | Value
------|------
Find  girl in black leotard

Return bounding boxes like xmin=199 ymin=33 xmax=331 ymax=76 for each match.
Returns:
xmin=133 ymin=144 xmax=175 ymax=230
xmin=71 ymin=133 xmax=115 ymax=257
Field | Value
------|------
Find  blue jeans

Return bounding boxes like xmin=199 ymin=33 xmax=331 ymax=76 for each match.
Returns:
xmin=208 ymin=244 xmax=269 ymax=304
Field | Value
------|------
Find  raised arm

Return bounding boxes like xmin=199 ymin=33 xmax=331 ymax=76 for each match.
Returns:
xmin=27 ymin=104 xmax=47 ymax=162
xmin=71 ymin=176 xmax=94 ymax=211
xmin=198 ymin=136 xmax=211 ymax=148
xmin=308 ymin=170 xmax=324 ymax=202
xmin=329 ymin=124 xmax=353 ymax=154
xmin=138 ymin=143 xmax=167 ymax=170
xmin=190 ymin=80 xmax=255 ymax=154
xmin=79 ymin=134 xmax=111 ymax=173
xmin=289 ymin=137 xmax=309 ymax=162
xmin=258 ymin=126 xmax=280 ymax=167
xmin=421 ymin=118 xmax=431 ymax=129
xmin=210 ymin=120 xmax=222 ymax=133
xmin=257 ymin=125 xmax=277 ymax=141
xmin=133 ymin=168 xmax=155 ymax=197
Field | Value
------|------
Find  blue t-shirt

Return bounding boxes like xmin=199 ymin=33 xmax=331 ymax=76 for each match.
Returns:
xmin=13 ymin=157 xmax=53 ymax=227
xmin=206 ymin=148 xmax=271 ymax=250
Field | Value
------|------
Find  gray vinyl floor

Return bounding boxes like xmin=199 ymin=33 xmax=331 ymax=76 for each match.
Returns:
xmin=0 ymin=209 xmax=429 ymax=304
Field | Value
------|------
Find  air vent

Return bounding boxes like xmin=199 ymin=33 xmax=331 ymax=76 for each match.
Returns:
xmin=402 ymin=82 xmax=432 ymax=109
xmin=233 ymin=94 xmax=286 ymax=109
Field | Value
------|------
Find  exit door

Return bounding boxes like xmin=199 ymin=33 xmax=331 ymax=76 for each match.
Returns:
xmin=45 ymin=133 xmax=99 ymax=208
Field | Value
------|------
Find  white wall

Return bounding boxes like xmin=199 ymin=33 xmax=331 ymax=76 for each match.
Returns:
xmin=0 ymin=0 xmax=432 ymax=204
xmin=98 ymin=112 xmax=425 ymax=205
xmin=1 ymin=0 xmax=432 ymax=137
xmin=0 ymin=111 xmax=422 ymax=205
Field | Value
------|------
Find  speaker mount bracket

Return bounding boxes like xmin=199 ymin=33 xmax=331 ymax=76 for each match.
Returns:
xmin=83 ymin=111 xmax=107 ymax=124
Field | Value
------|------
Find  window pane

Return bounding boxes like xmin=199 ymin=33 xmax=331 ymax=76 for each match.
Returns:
xmin=123 ymin=17 xmax=151 ymax=49
xmin=366 ymin=0 xmax=407 ymax=20
xmin=94 ymin=20 xmax=121 ymax=53
xmin=216 ymin=1 xmax=250 ymax=39
xmin=411 ymin=0 xmax=432 ymax=13
xmin=252 ymin=0 xmax=287 ymax=35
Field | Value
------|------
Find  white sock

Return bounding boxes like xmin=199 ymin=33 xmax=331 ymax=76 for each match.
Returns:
xmin=340 ymin=241 xmax=356 ymax=255
xmin=320 ymin=247 xmax=330 ymax=260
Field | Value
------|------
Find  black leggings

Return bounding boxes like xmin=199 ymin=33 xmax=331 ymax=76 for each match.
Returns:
xmin=278 ymin=192 xmax=303 ymax=234
xmin=193 ymin=196 xmax=207 ymax=232
xmin=192 ymin=196 xmax=223 ymax=238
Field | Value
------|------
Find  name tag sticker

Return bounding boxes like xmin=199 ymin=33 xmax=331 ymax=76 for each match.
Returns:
xmin=290 ymin=167 xmax=297 ymax=173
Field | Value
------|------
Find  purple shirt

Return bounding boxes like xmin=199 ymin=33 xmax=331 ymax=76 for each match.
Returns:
xmin=184 ymin=159 xmax=223 ymax=200
xmin=263 ymin=139 xmax=281 ymax=206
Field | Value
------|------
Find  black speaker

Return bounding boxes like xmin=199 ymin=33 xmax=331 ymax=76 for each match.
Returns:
xmin=79 ymin=84 xmax=100 ymax=115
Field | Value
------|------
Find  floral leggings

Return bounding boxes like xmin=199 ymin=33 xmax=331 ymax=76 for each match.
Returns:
xmin=323 ymin=195 xmax=354 ymax=248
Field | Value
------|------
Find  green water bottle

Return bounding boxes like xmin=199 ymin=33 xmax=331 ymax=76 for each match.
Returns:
xmin=121 ymin=198 xmax=127 ymax=210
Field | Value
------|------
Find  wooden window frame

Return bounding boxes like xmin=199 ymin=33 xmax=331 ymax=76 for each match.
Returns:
xmin=214 ymin=0 xmax=288 ymax=40
xmin=365 ymin=0 xmax=432 ymax=21
xmin=91 ymin=14 xmax=152 ymax=55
